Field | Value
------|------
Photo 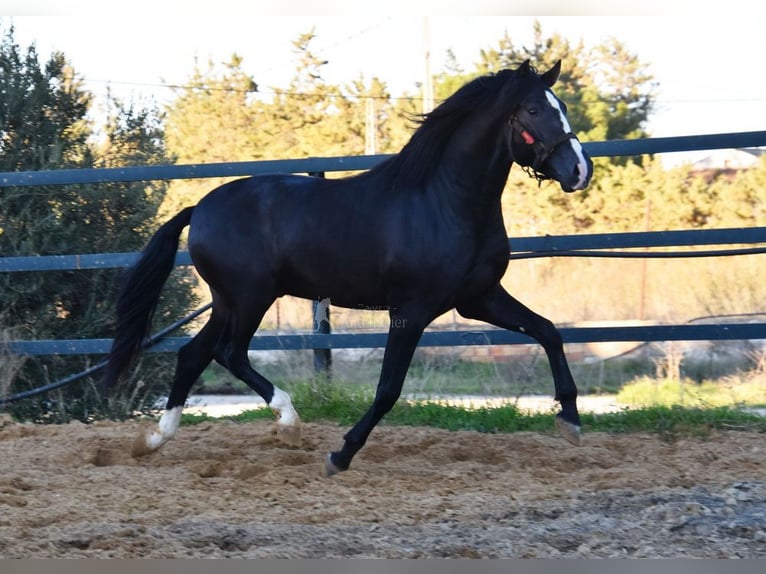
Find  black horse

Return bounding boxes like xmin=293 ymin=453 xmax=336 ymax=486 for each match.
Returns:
xmin=102 ymin=60 xmax=593 ymax=475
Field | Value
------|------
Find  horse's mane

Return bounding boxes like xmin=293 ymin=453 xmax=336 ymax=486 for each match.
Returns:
xmin=372 ymin=67 xmax=523 ymax=189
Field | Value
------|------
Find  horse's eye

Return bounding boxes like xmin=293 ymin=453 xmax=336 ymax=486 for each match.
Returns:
xmin=528 ymin=108 xmax=538 ymax=116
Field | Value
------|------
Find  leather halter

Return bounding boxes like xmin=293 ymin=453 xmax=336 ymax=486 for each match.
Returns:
xmin=509 ymin=116 xmax=578 ymax=183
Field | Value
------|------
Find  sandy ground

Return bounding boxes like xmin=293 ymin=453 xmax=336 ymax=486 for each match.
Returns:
xmin=0 ymin=417 xmax=764 ymax=558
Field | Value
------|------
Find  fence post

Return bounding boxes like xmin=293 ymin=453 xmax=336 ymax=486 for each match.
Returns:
xmin=308 ymin=171 xmax=332 ymax=379
xmin=312 ymin=297 xmax=332 ymax=378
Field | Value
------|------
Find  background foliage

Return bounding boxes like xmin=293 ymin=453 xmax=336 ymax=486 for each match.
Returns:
xmin=0 ymin=26 xmax=198 ymax=421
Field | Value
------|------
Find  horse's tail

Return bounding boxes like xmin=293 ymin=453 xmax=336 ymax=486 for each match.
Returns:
xmin=100 ymin=206 xmax=195 ymax=395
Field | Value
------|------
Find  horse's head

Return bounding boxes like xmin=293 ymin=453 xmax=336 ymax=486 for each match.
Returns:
xmin=507 ymin=60 xmax=593 ymax=192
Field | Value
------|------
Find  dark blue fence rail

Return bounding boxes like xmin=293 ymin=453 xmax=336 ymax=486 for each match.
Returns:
xmin=3 ymin=131 xmax=766 ymax=357
xmin=5 ymin=226 xmax=766 ymax=273
xmin=2 ymin=130 xmax=765 ymax=187
xmin=9 ymin=323 xmax=766 ymax=357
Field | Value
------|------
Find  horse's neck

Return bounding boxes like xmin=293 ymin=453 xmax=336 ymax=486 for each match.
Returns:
xmin=437 ymin=121 xmax=512 ymax=201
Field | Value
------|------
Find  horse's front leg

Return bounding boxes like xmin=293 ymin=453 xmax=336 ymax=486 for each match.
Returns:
xmin=325 ymin=308 xmax=429 ymax=476
xmin=457 ymin=285 xmax=581 ymax=446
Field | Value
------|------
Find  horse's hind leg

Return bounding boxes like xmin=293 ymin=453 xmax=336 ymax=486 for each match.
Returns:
xmin=131 ymin=307 xmax=227 ymax=457
xmin=222 ymin=302 xmax=302 ymax=446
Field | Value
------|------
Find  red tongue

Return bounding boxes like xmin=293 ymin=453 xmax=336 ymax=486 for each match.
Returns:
xmin=521 ymin=130 xmax=535 ymax=145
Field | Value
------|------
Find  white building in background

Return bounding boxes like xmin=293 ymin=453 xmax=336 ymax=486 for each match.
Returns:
xmin=661 ymin=147 xmax=766 ymax=170
xmin=689 ymin=148 xmax=766 ymax=170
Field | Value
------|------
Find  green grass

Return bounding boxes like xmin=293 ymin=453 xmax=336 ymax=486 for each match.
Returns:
xmin=616 ymin=376 xmax=766 ymax=409
xmin=180 ymin=380 xmax=766 ymax=439
xmin=184 ymin=354 xmax=766 ymax=440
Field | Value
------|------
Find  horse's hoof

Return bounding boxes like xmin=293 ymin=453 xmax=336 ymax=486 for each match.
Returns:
xmin=130 ymin=428 xmax=154 ymax=458
xmin=555 ymin=414 xmax=582 ymax=446
xmin=323 ymin=453 xmax=344 ymax=477
xmin=276 ymin=421 xmax=302 ymax=447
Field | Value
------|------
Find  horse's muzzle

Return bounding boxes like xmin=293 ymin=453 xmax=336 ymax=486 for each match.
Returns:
xmin=555 ymin=146 xmax=593 ymax=193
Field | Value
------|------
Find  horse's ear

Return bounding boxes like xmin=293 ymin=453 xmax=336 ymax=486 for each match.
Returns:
xmin=541 ymin=60 xmax=562 ymax=87
xmin=517 ymin=59 xmax=532 ymax=77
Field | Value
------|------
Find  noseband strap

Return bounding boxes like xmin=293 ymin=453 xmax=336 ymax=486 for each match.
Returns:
xmin=509 ymin=117 xmax=578 ymax=183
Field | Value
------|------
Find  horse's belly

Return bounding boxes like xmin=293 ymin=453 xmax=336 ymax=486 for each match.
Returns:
xmin=276 ymin=260 xmax=389 ymax=309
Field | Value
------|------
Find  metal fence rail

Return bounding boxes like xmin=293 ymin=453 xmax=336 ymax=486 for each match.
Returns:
xmin=7 ymin=322 xmax=766 ymax=357
xmin=4 ymin=226 xmax=766 ymax=273
xmin=1 ymin=130 xmax=765 ymax=188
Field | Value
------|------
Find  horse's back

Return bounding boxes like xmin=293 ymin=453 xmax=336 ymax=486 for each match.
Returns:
xmin=187 ymin=173 xmax=392 ymax=305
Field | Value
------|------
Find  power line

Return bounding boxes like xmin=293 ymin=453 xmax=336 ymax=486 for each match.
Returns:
xmin=80 ymin=75 xmax=766 ymax=111
xmin=84 ymin=77 xmax=427 ymax=103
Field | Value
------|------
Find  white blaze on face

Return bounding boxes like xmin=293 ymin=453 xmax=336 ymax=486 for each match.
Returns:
xmin=545 ymin=90 xmax=590 ymax=189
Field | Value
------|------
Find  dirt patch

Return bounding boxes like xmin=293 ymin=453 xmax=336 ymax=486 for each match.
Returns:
xmin=0 ymin=419 xmax=764 ymax=558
